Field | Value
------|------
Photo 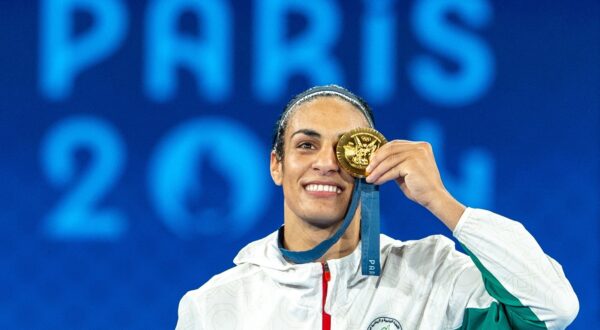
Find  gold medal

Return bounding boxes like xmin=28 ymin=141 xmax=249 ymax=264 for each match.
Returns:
xmin=336 ymin=127 xmax=387 ymax=178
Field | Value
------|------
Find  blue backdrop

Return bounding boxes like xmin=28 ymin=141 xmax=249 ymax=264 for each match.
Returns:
xmin=0 ymin=0 xmax=597 ymax=329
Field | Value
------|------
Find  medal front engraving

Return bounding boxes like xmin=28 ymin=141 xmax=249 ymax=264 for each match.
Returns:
xmin=336 ymin=128 xmax=387 ymax=178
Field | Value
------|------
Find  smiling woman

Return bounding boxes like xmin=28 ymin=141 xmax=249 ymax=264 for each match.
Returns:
xmin=270 ymin=94 xmax=372 ymax=255
xmin=175 ymin=85 xmax=578 ymax=330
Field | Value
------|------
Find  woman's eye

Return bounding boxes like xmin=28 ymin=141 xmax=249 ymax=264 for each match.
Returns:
xmin=298 ymin=142 xmax=315 ymax=149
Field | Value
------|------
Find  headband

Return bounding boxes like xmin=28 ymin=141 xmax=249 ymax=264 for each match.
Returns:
xmin=273 ymin=85 xmax=374 ymax=154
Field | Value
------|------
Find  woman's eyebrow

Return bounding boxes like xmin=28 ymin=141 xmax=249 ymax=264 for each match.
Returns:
xmin=290 ymin=129 xmax=321 ymax=139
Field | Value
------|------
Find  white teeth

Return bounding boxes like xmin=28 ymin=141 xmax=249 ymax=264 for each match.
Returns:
xmin=306 ymin=184 xmax=341 ymax=193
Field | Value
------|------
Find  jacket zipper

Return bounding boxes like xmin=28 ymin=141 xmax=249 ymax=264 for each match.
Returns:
xmin=322 ymin=262 xmax=331 ymax=330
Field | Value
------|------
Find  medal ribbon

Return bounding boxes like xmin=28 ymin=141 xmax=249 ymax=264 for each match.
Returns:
xmin=279 ymin=178 xmax=381 ymax=276
xmin=358 ymin=179 xmax=381 ymax=276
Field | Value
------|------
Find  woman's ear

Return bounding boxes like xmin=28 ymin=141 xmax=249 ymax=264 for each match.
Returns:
xmin=270 ymin=151 xmax=283 ymax=186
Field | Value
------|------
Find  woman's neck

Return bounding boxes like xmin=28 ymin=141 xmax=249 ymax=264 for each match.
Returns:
xmin=282 ymin=208 xmax=361 ymax=261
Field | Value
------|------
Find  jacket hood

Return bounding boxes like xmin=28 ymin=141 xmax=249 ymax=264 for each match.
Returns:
xmin=233 ymin=229 xmax=397 ymax=289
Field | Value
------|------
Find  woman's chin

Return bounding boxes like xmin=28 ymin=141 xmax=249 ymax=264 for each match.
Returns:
xmin=303 ymin=214 xmax=346 ymax=230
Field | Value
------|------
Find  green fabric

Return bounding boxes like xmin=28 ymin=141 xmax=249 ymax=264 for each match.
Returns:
xmin=457 ymin=244 xmax=547 ymax=330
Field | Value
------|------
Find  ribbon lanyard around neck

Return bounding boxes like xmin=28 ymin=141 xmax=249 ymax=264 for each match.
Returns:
xmin=279 ymin=178 xmax=381 ymax=276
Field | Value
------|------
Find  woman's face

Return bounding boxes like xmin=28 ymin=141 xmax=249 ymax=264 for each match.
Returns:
xmin=270 ymin=96 xmax=370 ymax=228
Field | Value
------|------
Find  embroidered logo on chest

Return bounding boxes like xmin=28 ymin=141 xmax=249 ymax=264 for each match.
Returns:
xmin=367 ymin=317 xmax=402 ymax=330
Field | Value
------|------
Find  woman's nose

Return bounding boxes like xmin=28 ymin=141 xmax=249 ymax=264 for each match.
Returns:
xmin=313 ymin=146 xmax=340 ymax=174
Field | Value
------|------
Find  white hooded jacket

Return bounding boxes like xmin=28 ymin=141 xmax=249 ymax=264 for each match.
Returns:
xmin=176 ymin=208 xmax=578 ymax=329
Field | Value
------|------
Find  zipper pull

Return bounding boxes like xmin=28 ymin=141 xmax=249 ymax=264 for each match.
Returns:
xmin=323 ymin=262 xmax=331 ymax=282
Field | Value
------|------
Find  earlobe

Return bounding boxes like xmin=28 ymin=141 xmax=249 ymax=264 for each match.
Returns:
xmin=270 ymin=151 xmax=283 ymax=186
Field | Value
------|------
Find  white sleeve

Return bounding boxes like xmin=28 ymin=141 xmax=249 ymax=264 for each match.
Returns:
xmin=175 ymin=292 xmax=204 ymax=330
xmin=449 ymin=208 xmax=578 ymax=330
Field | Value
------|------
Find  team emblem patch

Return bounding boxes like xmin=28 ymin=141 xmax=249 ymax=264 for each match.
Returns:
xmin=367 ymin=317 xmax=402 ymax=330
